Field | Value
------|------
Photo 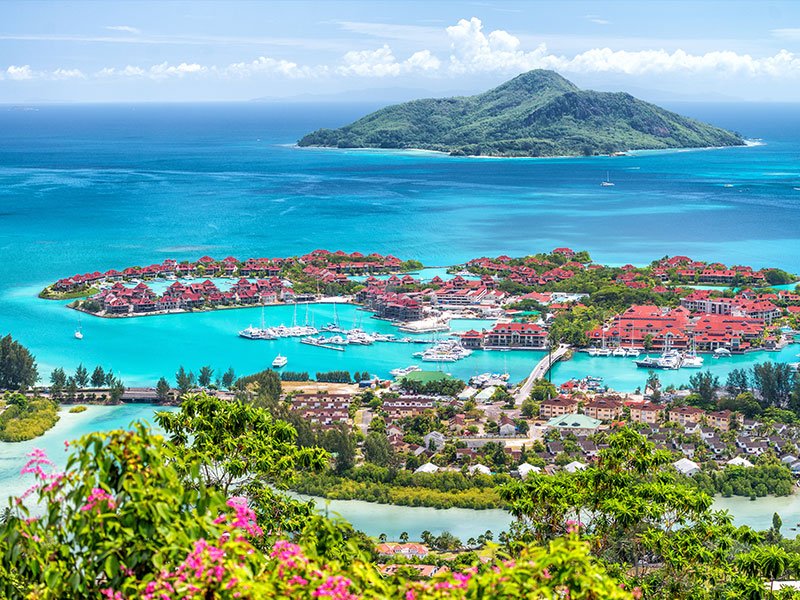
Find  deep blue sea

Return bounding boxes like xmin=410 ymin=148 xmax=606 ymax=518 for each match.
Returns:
xmin=0 ymin=101 xmax=799 ymax=388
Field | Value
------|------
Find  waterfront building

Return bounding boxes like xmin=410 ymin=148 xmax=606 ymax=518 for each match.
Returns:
xmin=483 ymin=322 xmax=547 ymax=349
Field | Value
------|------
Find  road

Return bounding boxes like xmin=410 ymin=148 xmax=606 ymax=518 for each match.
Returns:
xmin=515 ymin=344 xmax=571 ymax=403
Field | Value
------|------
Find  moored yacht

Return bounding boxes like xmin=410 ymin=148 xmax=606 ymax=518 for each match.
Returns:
xmin=271 ymin=354 xmax=288 ymax=368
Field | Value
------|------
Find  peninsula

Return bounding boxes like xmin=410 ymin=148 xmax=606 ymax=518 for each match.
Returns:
xmin=298 ymin=69 xmax=745 ymax=157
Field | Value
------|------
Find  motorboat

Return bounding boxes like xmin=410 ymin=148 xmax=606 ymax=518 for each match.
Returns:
xmin=390 ymin=365 xmax=422 ymax=377
xmin=271 ymin=354 xmax=288 ymax=368
xmin=713 ymin=348 xmax=732 ymax=358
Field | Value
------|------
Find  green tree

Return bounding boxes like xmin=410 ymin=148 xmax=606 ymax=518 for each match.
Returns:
xmin=198 ymin=365 xmax=214 ymax=388
xmin=157 ymin=393 xmax=327 ymax=500
xmin=156 ymin=377 xmax=171 ymax=402
xmin=74 ymin=363 xmax=89 ymax=388
xmin=688 ymin=371 xmax=720 ymax=408
xmin=90 ymin=366 xmax=106 ymax=388
xmin=726 ymin=368 xmax=750 ymax=396
xmin=0 ymin=335 xmax=38 ymax=390
xmin=108 ymin=377 xmax=125 ymax=403
xmin=645 ymin=371 xmax=661 ymax=400
xmin=529 ymin=379 xmax=557 ymax=402
xmin=322 ymin=424 xmax=356 ymax=475
xmin=368 ymin=415 xmax=386 ymax=434
xmin=363 ymin=431 xmax=393 ymax=467
xmin=49 ymin=367 xmax=67 ymax=398
xmin=718 ymin=391 xmax=762 ymax=418
xmin=221 ymin=367 xmax=236 ymax=390
xmin=175 ymin=366 xmax=193 ymax=394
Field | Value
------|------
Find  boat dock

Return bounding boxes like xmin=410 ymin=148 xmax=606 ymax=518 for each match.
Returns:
xmin=515 ymin=344 xmax=571 ymax=404
xmin=300 ymin=338 xmax=345 ymax=352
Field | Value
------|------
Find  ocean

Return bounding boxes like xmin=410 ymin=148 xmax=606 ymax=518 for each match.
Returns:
xmin=0 ymin=101 xmax=799 ymax=387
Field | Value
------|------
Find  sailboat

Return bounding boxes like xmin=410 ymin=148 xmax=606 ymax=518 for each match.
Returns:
xmin=600 ymin=171 xmax=615 ymax=187
xmin=681 ymin=337 xmax=704 ymax=368
xmin=74 ymin=316 xmax=83 ymax=340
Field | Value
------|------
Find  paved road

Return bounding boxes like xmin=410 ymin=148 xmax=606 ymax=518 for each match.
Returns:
xmin=515 ymin=344 xmax=571 ymax=403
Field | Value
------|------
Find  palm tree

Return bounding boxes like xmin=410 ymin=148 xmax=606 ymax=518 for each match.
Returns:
xmin=399 ymin=531 xmax=409 ymax=543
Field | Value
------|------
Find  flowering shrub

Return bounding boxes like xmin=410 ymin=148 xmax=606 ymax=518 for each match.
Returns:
xmin=0 ymin=423 xmax=632 ymax=600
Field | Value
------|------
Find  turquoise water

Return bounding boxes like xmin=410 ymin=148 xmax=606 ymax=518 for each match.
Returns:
xmin=551 ymin=345 xmax=800 ymax=391
xmin=2 ymin=102 xmax=800 ymax=391
xmin=0 ymin=404 xmax=176 ymax=500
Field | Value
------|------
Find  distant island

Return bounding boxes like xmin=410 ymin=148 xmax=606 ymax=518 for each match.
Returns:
xmin=298 ymin=69 xmax=745 ymax=157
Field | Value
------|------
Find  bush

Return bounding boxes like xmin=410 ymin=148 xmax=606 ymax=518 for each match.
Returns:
xmin=0 ymin=395 xmax=59 ymax=442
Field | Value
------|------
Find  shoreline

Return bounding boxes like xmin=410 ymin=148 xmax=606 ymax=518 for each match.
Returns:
xmin=295 ymin=139 xmax=754 ymax=161
xmin=68 ymin=297 xmax=355 ymax=319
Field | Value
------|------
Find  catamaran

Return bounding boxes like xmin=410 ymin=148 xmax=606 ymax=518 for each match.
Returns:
xmin=600 ymin=171 xmax=615 ymax=187
xmin=271 ymin=354 xmax=288 ymax=368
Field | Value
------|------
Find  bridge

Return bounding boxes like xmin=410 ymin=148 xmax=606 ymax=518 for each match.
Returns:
xmin=515 ymin=344 xmax=571 ymax=404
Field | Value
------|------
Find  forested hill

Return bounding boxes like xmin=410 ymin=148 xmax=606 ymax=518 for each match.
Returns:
xmin=298 ymin=70 xmax=745 ymax=157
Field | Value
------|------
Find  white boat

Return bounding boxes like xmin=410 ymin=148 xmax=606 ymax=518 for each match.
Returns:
xmin=600 ymin=171 xmax=615 ymax=187
xmin=612 ymin=347 xmax=627 ymax=357
xmin=390 ymin=365 xmax=421 ymax=377
xmin=625 ymin=348 xmax=640 ymax=357
xmin=272 ymin=354 xmax=288 ymax=368
xmin=713 ymin=347 xmax=732 ymax=358
xmin=74 ymin=316 xmax=83 ymax=340
xmin=594 ymin=348 xmax=612 ymax=357
xmin=681 ymin=338 xmax=704 ymax=368
xmin=681 ymin=354 xmax=704 ymax=368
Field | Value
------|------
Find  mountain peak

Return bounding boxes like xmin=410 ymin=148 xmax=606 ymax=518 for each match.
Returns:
xmin=298 ymin=71 xmax=744 ymax=157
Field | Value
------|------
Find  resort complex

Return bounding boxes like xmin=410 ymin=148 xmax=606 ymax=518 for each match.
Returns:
xmin=40 ymin=249 xmax=800 ymax=363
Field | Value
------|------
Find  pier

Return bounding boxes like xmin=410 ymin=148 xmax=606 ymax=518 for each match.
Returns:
xmin=515 ymin=344 xmax=571 ymax=404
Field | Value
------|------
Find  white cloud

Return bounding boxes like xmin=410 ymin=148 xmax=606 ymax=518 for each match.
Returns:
xmin=444 ymin=17 xmax=800 ymax=78
xmin=222 ymin=56 xmax=319 ymax=79
xmin=6 ymin=65 xmax=33 ymax=80
xmin=338 ymin=45 xmax=402 ymax=77
xmin=585 ymin=15 xmax=611 ymax=25
xmin=105 ymin=25 xmax=141 ymax=35
xmin=148 ymin=61 xmax=207 ymax=79
xmin=51 ymin=68 xmax=85 ymax=80
xmin=5 ymin=17 xmax=800 ymax=88
xmin=336 ymin=45 xmax=442 ymax=77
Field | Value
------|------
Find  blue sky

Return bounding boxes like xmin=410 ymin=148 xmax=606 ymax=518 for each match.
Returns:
xmin=2 ymin=0 xmax=800 ymax=102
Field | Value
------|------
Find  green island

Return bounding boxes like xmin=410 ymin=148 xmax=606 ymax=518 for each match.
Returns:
xmin=0 ymin=394 xmax=59 ymax=442
xmin=298 ymin=69 xmax=745 ymax=157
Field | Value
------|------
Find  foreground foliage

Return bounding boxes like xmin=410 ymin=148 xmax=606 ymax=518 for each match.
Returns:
xmin=0 ymin=416 xmax=632 ymax=599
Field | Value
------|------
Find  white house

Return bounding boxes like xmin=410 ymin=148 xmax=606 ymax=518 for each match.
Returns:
xmin=673 ymin=457 xmax=701 ymax=476
xmin=726 ymin=456 xmax=754 ymax=468
xmin=564 ymin=461 xmax=587 ymax=473
xmin=518 ymin=462 xmax=541 ymax=479
xmin=414 ymin=462 xmax=439 ymax=474
xmin=422 ymin=431 xmax=446 ymax=451
xmin=468 ymin=464 xmax=491 ymax=476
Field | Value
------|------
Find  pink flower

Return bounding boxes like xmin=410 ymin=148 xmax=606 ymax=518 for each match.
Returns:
xmin=80 ymin=487 xmax=116 ymax=512
xmin=226 ymin=497 xmax=263 ymax=537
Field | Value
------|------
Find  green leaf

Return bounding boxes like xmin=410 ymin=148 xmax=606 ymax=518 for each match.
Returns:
xmin=104 ymin=554 xmax=119 ymax=579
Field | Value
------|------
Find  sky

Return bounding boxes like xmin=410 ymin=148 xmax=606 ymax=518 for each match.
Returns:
xmin=2 ymin=0 xmax=800 ymax=103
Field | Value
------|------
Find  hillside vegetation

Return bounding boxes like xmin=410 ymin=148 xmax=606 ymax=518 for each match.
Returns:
xmin=299 ymin=69 xmax=744 ymax=157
